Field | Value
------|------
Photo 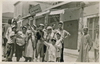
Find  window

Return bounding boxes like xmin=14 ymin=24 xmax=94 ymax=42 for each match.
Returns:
xmin=87 ymin=16 xmax=99 ymax=40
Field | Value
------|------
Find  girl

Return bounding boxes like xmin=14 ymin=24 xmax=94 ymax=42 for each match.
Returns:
xmin=24 ymin=30 xmax=34 ymax=62
xmin=55 ymin=31 xmax=62 ymax=62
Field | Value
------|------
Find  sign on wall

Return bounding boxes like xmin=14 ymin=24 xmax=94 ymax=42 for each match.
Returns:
xmin=29 ymin=4 xmax=42 ymax=15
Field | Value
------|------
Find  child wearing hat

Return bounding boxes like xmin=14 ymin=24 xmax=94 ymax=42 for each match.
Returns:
xmin=43 ymin=26 xmax=55 ymax=62
xmin=35 ymin=24 xmax=44 ymax=62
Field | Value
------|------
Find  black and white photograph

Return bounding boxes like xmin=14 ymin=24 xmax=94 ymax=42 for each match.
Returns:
xmin=2 ymin=0 xmax=99 ymax=62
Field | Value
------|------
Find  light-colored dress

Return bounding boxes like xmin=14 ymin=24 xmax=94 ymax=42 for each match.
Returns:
xmin=55 ymin=38 xmax=62 ymax=58
xmin=76 ymin=34 xmax=92 ymax=62
xmin=24 ymin=36 xmax=34 ymax=58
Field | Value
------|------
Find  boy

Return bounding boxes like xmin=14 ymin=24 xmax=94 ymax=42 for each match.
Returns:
xmin=43 ymin=38 xmax=57 ymax=62
xmin=57 ymin=21 xmax=70 ymax=62
xmin=35 ymin=24 xmax=44 ymax=62
xmin=6 ymin=26 xmax=16 ymax=61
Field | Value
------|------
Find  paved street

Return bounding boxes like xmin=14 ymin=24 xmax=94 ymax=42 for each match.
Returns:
xmin=2 ymin=48 xmax=95 ymax=62
xmin=2 ymin=52 xmax=77 ymax=62
xmin=64 ymin=48 xmax=95 ymax=62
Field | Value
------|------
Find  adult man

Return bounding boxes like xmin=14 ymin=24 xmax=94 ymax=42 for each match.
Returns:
xmin=56 ymin=21 xmax=70 ymax=62
xmin=77 ymin=27 xmax=93 ymax=62
xmin=3 ymin=19 xmax=12 ymax=58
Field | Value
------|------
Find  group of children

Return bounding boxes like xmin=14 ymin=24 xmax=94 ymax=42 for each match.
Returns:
xmin=2 ymin=19 xmax=70 ymax=62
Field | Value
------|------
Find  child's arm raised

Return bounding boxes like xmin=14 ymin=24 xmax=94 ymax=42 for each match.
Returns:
xmin=43 ymin=41 xmax=50 ymax=47
xmin=55 ymin=45 xmax=61 ymax=49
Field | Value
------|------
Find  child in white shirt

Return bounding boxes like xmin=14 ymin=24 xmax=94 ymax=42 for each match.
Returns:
xmin=43 ymin=39 xmax=57 ymax=62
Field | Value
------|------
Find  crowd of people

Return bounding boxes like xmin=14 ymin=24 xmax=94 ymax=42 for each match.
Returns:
xmin=2 ymin=18 xmax=70 ymax=62
xmin=2 ymin=18 xmax=99 ymax=62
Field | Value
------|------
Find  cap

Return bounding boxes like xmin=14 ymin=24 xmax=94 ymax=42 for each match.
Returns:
xmin=47 ymin=26 xmax=52 ymax=30
xmin=39 ymin=24 xmax=44 ymax=27
xmin=59 ymin=21 xmax=63 ymax=24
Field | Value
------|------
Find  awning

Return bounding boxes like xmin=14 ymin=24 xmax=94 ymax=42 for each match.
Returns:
xmin=45 ymin=1 xmax=71 ymax=11
xmin=35 ymin=10 xmax=50 ymax=17
xmin=50 ymin=9 xmax=65 ymax=15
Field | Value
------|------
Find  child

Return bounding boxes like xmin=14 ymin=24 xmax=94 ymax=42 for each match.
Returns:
xmin=15 ymin=27 xmax=27 ymax=62
xmin=24 ymin=30 xmax=34 ymax=62
xmin=35 ymin=24 xmax=44 ymax=62
xmin=55 ymin=31 xmax=62 ymax=62
xmin=43 ymin=39 xmax=57 ymax=62
xmin=44 ymin=26 xmax=55 ymax=62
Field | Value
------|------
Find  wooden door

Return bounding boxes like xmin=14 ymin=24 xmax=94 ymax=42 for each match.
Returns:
xmin=63 ymin=20 xmax=79 ymax=49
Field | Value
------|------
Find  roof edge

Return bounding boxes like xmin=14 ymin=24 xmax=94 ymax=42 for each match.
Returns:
xmin=14 ymin=1 xmax=20 ymax=6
